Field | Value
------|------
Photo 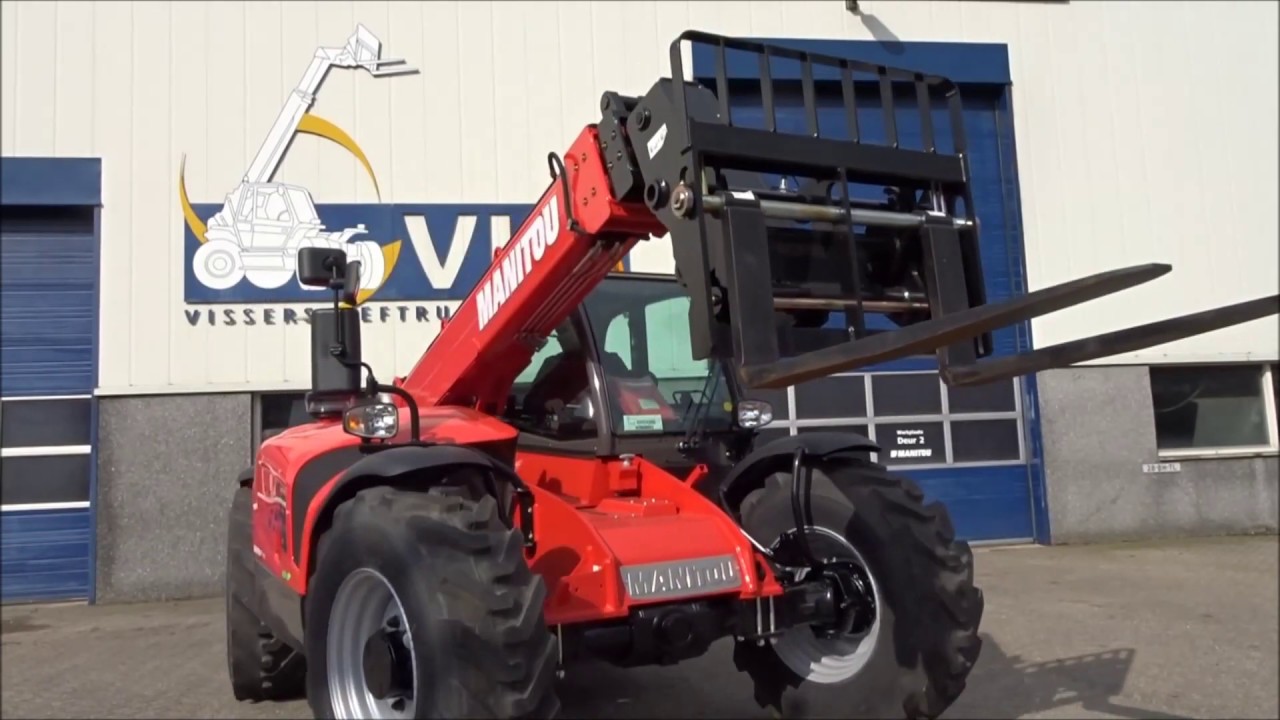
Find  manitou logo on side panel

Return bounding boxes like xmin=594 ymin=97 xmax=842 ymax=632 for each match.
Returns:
xmin=476 ymin=195 xmax=561 ymax=331
xmin=620 ymin=555 xmax=742 ymax=602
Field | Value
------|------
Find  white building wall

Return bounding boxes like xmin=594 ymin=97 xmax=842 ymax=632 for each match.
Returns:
xmin=1 ymin=0 xmax=1275 ymax=395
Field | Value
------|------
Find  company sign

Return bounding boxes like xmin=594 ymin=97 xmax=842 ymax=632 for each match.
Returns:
xmin=175 ymin=24 xmax=623 ymax=330
xmin=180 ymin=201 xmax=534 ymax=325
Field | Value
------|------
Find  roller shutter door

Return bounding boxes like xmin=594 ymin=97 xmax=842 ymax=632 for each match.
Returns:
xmin=731 ymin=81 xmax=1037 ymax=543
xmin=1 ymin=206 xmax=96 ymax=603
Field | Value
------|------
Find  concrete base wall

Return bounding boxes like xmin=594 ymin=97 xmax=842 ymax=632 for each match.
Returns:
xmin=96 ymin=393 xmax=252 ymax=603
xmin=87 ymin=372 xmax=1276 ymax=603
xmin=1037 ymin=366 xmax=1279 ymax=544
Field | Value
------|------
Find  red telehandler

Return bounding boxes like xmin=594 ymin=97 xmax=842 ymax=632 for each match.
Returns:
xmin=225 ymin=31 xmax=1279 ymax=719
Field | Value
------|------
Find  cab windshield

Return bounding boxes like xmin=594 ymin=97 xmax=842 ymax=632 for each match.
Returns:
xmin=582 ymin=276 xmax=737 ymax=435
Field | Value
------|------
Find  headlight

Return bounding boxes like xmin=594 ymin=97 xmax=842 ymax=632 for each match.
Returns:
xmin=343 ymin=401 xmax=399 ymax=440
xmin=736 ymin=400 xmax=774 ymax=429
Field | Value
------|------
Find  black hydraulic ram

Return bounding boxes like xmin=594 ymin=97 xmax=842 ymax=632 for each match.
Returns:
xmin=606 ymin=30 xmax=1279 ymax=389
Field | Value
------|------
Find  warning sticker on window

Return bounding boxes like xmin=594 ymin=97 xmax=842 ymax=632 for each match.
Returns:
xmin=623 ymin=415 xmax=664 ymax=432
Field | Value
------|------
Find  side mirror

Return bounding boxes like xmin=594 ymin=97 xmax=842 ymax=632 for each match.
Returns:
xmin=298 ymin=247 xmax=347 ymax=288
xmin=298 ymin=247 xmax=367 ymax=418
xmin=305 ymin=306 xmax=363 ymax=417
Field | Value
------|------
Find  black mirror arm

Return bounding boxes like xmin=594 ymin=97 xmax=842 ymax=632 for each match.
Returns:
xmin=327 ymin=257 xmax=367 ymax=370
xmin=340 ymin=260 xmax=363 ymax=306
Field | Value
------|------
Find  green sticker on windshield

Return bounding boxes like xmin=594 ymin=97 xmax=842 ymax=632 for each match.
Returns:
xmin=623 ymin=415 xmax=664 ymax=432
xmin=638 ymin=398 xmax=660 ymax=410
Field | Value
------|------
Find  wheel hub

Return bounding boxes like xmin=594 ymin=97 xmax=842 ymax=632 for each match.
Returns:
xmin=362 ymin=623 xmax=413 ymax=701
xmin=327 ymin=568 xmax=418 ymax=718
xmin=766 ymin=527 xmax=885 ymax=685
xmin=814 ymin=561 xmax=876 ymax=638
xmin=772 ymin=528 xmax=878 ymax=638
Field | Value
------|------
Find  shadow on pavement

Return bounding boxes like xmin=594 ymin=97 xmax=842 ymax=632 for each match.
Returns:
xmin=953 ymin=634 xmax=1191 ymax=720
xmin=556 ymin=633 xmax=1190 ymax=719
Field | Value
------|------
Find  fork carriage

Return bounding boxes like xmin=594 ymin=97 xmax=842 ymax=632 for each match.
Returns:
xmin=608 ymin=31 xmax=1279 ymax=390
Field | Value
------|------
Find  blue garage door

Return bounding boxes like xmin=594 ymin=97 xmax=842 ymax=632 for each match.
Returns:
xmin=1 ymin=205 xmax=97 ymax=603
xmin=709 ymin=63 xmax=1037 ymax=542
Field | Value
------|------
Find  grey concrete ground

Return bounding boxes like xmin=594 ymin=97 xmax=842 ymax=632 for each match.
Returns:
xmin=2 ymin=535 xmax=1277 ymax=719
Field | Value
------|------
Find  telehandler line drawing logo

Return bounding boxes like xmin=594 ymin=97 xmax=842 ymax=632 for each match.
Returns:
xmin=177 ymin=25 xmax=411 ymax=307
xmin=176 ymin=25 xmax=537 ymax=326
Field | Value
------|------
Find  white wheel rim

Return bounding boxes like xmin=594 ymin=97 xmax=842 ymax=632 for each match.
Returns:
xmin=193 ymin=241 xmax=244 ymax=289
xmin=326 ymin=568 xmax=418 ymax=719
xmin=205 ymin=252 xmax=234 ymax=277
xmin=769 ymin=527 xmax=884 ymax=685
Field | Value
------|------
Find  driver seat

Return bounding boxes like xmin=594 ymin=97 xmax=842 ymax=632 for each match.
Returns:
xmin=522 ymin=351 xmax=594 ymax=425
xmin=598 ymin=352 xmax=677 ymax=421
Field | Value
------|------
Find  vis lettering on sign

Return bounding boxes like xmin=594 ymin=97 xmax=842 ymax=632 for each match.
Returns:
xmin=476 ymin=195 xmax=561 ymax=331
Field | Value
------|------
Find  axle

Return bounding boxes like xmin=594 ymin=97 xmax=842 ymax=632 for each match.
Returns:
xmin=559 ymin=561 xmax=877 ymax=670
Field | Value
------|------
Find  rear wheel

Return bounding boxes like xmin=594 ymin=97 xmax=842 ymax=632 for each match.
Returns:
xmin=349 ymin=240 xmax=386 ymax=291
xmin=732 ymin=459 xmax=984 ymax=719
xmin=225 ymin=486 xmax=307 ymax=702
xmin=304 ymin=484 xmax=560 ymax=719
xmin=244 ymin=268 xmax=295 ymax=289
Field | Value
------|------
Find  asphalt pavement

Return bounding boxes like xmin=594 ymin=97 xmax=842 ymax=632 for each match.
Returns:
xmin=2 ymin=535 xmax=1277 ymax=719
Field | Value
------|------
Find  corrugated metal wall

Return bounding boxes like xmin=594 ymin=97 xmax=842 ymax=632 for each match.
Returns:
xmin=2 ymin=0 xmax=1275 ymax=394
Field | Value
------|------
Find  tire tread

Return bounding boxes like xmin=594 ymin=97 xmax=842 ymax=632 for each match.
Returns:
xmin=226 ymin=486 xmax=307 ymax=702
xmin=312 ymin=484 xmax=559 ymax=719
xmin=734 ymin=458 xmax=983 ymax=720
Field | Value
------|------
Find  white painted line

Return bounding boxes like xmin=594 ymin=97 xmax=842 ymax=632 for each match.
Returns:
xmin=1 ymin=501 xmax=91 ymax=512
xmin=0 ymin=445 xmax=92 ymax=458
xmin=0 ymin=395 xmax=92 ymax=402
xmin=972 ymin=539 xmax=1039 ymax=551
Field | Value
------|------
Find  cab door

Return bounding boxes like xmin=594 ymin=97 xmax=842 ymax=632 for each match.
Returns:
xmin=591 ymin=293 xmax=749 ymax=498
xmin=500 ymin=313 xmax=611 ymax=458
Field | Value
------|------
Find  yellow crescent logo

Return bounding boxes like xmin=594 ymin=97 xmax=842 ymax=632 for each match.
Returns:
xmin=179 ymin=112 xmax=400 ymax=305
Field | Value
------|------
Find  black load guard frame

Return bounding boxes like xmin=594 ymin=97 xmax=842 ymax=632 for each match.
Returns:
xmin=611 ymin=30 xmax=1278 ymax=389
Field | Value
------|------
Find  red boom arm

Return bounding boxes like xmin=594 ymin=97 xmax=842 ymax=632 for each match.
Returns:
xmin=398 ymin=127 xmax=666 ymax=413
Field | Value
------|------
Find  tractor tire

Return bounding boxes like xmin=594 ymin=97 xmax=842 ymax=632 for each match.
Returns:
xmin=225 ymin=486 xmax=307 ymax=702
xmin=732 ymin=458 xmax=984 ymax=719
xmin=304 ymin=484 xmax=560 ymax=719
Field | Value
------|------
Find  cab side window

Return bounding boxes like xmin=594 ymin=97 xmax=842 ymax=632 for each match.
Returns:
xmin=602 ymin=312 xmax=633 ymax=369
xmin=503 ymin=320 xmax=598 ymax=442
xmin=643 ymin=296 xmax=710 ymax=381
xmin=602 ymin=296 xmax=718 ymax=402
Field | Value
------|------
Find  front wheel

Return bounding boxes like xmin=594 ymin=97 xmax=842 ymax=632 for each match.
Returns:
xmin=733 ymin=459 xmax=984 ymax=719
xmin=304 ymin=484 xmax=560 ymax=719
xmin=193 ymin=238 xmax=245 ymax=290
xmin=244 ymin=268 xmax=295 ymax=289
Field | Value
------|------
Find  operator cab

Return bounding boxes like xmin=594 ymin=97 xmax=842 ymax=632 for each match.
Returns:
xmin=502 ymin=273 xmax=776 ymax=496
